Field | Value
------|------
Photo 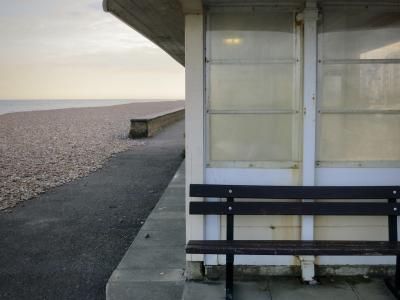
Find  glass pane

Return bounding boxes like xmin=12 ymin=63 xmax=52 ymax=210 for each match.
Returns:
xmin=317 ymin=114 xmax=400 ymax=161
xmin=209 ymin=12 xmax=294 ymax=61
xmin=320 ymin=64 xmax=400 ymax=110
xmin=209 ymin=64 xmax=295 ymax=110
xmin=210 ymin=114 xmax=298 ymax=161
xmin=322 ymin=10 xmax=400 ymax=60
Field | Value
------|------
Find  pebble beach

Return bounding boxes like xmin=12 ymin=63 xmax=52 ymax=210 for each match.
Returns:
xmin=0 ymin=100 xmax=184 ymax=210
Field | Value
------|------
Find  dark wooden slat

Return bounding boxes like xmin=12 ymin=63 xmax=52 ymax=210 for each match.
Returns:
xmin=190 ymin=184 xmax=400 ymax=199
xmin=186 ymin=240 xmax=400 ymax=256
xmin=190 ymin=201 xmax=400 ymax=216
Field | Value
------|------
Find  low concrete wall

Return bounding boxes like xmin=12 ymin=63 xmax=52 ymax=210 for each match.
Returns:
xmin=129 ymin=108 xmax=184 ymax=138
xmin=188 ymin=264 xmax=395 ymax=281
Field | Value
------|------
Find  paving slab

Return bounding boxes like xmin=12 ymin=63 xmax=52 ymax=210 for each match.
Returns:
xmin=147 ymin=210 xmax=184 ymax=220
xmin=106 ymin=163 xmax=186 ymax=300
xmin=140 ymin=216 xmax=185 ymax=231
xmin=182 ymin=281 xmax=270 ymax=300
xmin=347 ymin=278 xmax=396 ymax=300
xmin=134 ymin=229 xmax=186 ymax=247
xmin=157 ymin=195 xmax=186 ymax=206
xmin=154 ymin=202 xmax=185 ymax=212
xmin=182 ymin=276 xmax=396 ymax=300
xmin=117 ymin=246 xmax=185 ymax=269
xmin=109 ymin=268 xmax=184 ymax=282
xmin=269 ymin=276 xmax=356 ymax=300
xmin=107 ymin=281 xmax=184 ymax=300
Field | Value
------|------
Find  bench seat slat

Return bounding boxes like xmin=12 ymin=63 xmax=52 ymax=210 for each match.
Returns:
xmin=190 ymin=184 xmax=400 ymax=199
xmin=186 ymin=240 xmax=400 ymax=256
xmin=190 ymin=202 xmax=400 ymax=216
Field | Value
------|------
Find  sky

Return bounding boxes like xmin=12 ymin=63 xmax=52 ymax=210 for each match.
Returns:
xmin=0 ymin=0 xmax=185 ymax=100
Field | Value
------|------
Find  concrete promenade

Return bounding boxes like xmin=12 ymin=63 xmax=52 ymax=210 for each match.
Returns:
xmin=0 ymin=120 xmax=184 ymax=300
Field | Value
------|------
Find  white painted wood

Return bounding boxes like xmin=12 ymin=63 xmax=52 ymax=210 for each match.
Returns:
xmin=302 ymin=0 xmax=318 ymax=239
xmin=203 ymin=11 xmax=219 ymax=266
xmin=200 ymin=2 xmax=400 ymax=271
xmin=316 ymin=168 xmax=400 ymax=186
xmin=315 ymin=167 xmax=400 ymax=265
xmin=206 ymin=167 xmax=300 ymax=265
xmin=185 ymin=14 xmax=205 ymax=262
xmin=206 ymin=168 xmax=301 ymax=186
xmin=203 ymin=6 xmax=302 ymax=267
xmin=301 ymin=1 xmax=319 ymax=281
xmin=315 ymin=3 xmax=400 ymax=266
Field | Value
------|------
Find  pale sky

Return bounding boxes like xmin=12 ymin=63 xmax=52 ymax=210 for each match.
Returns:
xmin=0 ymin=0 xmax=185 ymax=100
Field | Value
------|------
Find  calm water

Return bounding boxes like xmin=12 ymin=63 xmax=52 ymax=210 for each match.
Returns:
xmin=0 ymin=99 xmax=152 ymax=115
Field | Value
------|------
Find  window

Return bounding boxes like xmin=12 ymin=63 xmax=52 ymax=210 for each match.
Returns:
xmin=317 ymin=8 xmax=400 ymax=164
xmin=207 ymin=9 xmax=301 ymax=166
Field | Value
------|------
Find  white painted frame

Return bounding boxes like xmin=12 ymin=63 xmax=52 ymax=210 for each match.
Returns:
xmin=314 ymin=3 xmax=400 ymax=266
xmin=193 ymin=2 xmax=400 ymax=270
xmin=315 ymin=3 xmax=400 ymax=169
xmin=204 ymin=6 xmax=303 ymax=170
xmin=185 ymin=14 xmax=205 ymax=262
xmin=204 ymin=5 xmax=304 ymax=266
xmin=300 ymin=1 xmax=319 ymax=280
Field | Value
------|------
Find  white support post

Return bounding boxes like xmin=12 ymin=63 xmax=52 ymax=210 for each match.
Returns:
xmin=301 ymin=1 xmax=319 ymax=282
xmin=185 ymin=14 xmax=205 ymax=263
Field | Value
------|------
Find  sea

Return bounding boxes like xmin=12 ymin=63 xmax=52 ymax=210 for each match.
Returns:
xmin=0 ymin=99 xmax=154 ymax=115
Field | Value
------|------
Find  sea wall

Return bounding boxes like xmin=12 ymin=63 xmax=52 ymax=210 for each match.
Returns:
xmin=129 ymin=108 xmax=185 ymax=138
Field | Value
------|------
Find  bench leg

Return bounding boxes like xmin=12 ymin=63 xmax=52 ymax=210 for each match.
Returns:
xmin=385 ymin=199 xmax=400 ymax=299
xmin=226 ymin=254 xmax=234 ymax=300
xmin=397 ymin=255 xmax=400 ymax=288
xmin=226 ymin=197 xmax=234 ymax=300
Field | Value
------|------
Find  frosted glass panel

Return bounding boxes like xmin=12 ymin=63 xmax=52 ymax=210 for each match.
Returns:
xmin=318 ymin=9 xmax=400 ymax=164
xmin=209 ymin=12 xmax=294 ymax=60
xmin=207 ymin=10 xmax=300 ymax=164
xmin=320 ymin=64 xmax=400 ymax=110
xmin=318 ymin=114 xmax=400 ymax=161
xmin=210 ymin=114 xmax=297 ymax=161
xmin=322 ymin=10 xmax=400 ymax=60
xmin=209 ymin=64 xmax=295 ymax=110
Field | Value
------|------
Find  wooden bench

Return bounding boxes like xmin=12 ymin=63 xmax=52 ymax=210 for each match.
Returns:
xmin=185 ymin=184 xmax=400 ymax=300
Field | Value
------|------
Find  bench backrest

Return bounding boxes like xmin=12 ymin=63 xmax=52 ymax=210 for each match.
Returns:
xmin=190 ymin=184 xmax=399 ymax=199
xmin=189 ymin=184 xmax=400 ymax=216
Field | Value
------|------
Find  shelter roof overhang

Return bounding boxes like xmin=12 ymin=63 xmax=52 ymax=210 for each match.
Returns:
xmin=103 ymin=0 xmax=400 ymax=66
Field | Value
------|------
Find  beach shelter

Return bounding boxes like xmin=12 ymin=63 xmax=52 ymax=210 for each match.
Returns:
xmin=104 ymin=0 xmax=400 ymax=281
